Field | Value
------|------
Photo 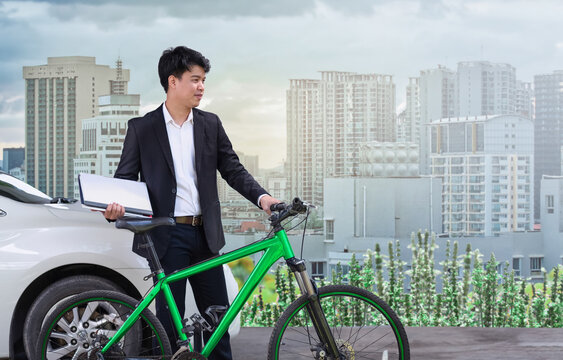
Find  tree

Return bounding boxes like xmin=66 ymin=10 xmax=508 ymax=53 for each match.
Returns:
xmin=483 ymin=254 xmax=500 ymax=327
xmin=374 ymin=243 xmax=385 ymax=296
xmin=443 ymin=241 xmax=461 ymax=326
xmin=349 ymin=253 xmax=362 ymax=288
xmin=470 ymin=249 xmax=485 ymax=326
xmin=361 ymin=248 xmax=376 ymax=292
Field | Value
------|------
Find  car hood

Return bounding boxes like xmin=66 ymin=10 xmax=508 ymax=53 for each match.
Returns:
xmin=45 ymin=201 xmax=112 ymax=225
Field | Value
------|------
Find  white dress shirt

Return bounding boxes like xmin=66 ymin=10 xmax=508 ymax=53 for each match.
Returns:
xmin=163 ymin=103 xmax=201 ymax=216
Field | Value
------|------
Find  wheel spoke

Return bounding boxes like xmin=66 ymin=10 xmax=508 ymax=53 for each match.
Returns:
xmin=48 ymin=331 xmax=74 ymax=342
xmin=80 ymin=301 xmax=99 ymax=323
xmin=46 ymin=344 xmax=77 ymax=360
xmin=71 ymin=347 xmax=86 ymax=360
xmin=54 ymin=317 xmax=73 ymax=337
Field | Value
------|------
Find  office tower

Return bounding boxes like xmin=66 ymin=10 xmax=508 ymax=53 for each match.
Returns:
xmin=73 ymin=94 xmax=140 ymax=199
xmin=430 ymin=114 xmax=533 ymax=236
xmin=23 ymin=56 xmax=130 ymax=197
xmin=534 ymin=71 xmax=563 ymax=220
xmin=2 ymin=147 xmax=25 ymax=172
xmin=456 ymin=61 xmax=517 ymax=117
xmin=287 ymin=71 xmax=396 ymax=206
xmin=418 ymin=66 xmax=456 ymax=174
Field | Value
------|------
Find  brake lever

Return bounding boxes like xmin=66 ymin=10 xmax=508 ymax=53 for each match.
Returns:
xmin=302 ymin=201 xmax=316 ymax=209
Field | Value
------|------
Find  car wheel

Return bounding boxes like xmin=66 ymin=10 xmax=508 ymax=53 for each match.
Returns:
xmin=23 ymin=275 xmax=121 ymax=359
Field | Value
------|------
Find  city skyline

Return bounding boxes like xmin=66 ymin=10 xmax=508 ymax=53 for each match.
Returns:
xmin=1 ymin=0 xmax=563 ymax=168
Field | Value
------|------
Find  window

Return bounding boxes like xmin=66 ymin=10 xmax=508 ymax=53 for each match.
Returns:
xmin=325 ymin=219 xmax=334 ymax=240
xmin=311 ymin=261 xmax=326 ymax=279
xmin=530 ymin=257 xmax=543 ymax=274
xmin=512 ymin=257 xmax=521 ymax=277
xmin=546 ymin=195 xmax=555 ymax=214
xmin=329 ymin=264 xmax=350 ymax=283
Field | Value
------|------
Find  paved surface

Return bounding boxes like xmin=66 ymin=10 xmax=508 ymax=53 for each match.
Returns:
xmin=231 ymin=326 xmax=563 ymax=359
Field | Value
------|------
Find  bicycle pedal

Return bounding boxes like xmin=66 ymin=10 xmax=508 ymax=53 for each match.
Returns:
xmin=181 ymin=318 xmax=196 ymax=336
xmin=204 ymin=305 xmax=228 ymax=327
xmin=190 ymin=313 xmax=213 ymax=332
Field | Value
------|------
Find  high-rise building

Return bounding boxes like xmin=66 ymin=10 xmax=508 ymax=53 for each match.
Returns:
xmin=396 ymin=109 xmax=407 ymax=143
xmin=217 ymin=151 xmax=260 ymax=203
xmin=2 ymin=147 xmax=25 ymax=172
xmin=420 ymin=66 xmax=456 ymax=123
xmin=418 ymin=66 xmax=456 ymax=174
xmin=534 ymin=70 xmax=563 ymax=220
xmin=401 ymin=77 xmax=420 ymax=144
xmin=429 ymin=114 xmax=533 ymax=236
xmin=287 ymin=71 xmax=396 ymax=206
xmin=515 ymin=81 xmax=534 ymax=119
xmin=417 ymin=62 xmax=533 ymax=176
xmin=73 ymin=94 xmax=140 ymax=199
xmin=23 ymin=56 xmax=130 ymax=197
xmin=456 ymin=61 xmax=517 ymax=117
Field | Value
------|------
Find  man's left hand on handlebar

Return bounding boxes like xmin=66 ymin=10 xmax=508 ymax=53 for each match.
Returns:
xmin=260 ymin=195 xmax=280 ymax=216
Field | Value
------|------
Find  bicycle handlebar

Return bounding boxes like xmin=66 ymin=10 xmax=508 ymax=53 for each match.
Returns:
xmin=269 ymin=197 xmax=310 ymax=227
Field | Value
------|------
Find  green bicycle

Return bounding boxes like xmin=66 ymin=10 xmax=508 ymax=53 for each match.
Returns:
xmin=36 ymin=198 xmax=410 ymax=359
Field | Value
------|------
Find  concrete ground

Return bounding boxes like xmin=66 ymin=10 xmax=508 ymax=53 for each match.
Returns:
xmin=231 ymin=326 xmax=563 ymax=359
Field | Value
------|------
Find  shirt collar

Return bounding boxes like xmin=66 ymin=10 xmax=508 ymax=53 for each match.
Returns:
xmin=163 ymin=102 xmax=193 ymax=127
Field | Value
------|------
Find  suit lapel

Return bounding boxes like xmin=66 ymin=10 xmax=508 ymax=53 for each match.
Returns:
xmin=193 ymin=109 xmax=205 ymax=175
xmin=152 ymin=104 xmax=175 ymax=176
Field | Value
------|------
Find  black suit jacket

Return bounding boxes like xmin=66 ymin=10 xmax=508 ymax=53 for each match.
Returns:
xmin=114 ymin=104 xmax=267 ymax=258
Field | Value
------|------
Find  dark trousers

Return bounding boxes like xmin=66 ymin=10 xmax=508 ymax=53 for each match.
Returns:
xmin=150 ymin=223 xmax=232 ymax=360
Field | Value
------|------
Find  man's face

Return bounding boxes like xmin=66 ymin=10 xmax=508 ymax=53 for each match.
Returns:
xmin=169 ymin=65 xmax=206 ymax=109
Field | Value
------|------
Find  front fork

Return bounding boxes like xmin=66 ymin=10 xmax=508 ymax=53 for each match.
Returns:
xmin=286 ymin=258 xmax=341 ymax=359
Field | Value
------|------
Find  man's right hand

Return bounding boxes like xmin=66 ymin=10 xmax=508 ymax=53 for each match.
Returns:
xmin=103 ymin=202 xmax=125 ymax=220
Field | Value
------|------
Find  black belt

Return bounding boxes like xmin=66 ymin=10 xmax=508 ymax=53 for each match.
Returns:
xmin=175 ymin=215 xmax=203 ymax=226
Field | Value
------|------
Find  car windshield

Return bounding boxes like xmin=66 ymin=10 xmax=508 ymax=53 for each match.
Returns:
xmin=0 ymin=173 xmax=52 ymax=204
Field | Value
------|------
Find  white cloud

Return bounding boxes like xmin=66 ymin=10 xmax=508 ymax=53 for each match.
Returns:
xmin=2 ymin=0 xmax=563 ymax=166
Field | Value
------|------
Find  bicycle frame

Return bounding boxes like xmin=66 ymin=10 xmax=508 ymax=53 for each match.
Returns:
xmin=101 ymin=228 xmax=295 ymax=358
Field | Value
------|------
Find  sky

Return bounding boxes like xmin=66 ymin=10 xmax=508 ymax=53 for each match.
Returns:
xmin=1 ymin=0 xmax=563 ymax=168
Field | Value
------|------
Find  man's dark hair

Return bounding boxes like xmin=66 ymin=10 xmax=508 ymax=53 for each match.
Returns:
xmin=158 ymin=46 xmax=211 ymax=93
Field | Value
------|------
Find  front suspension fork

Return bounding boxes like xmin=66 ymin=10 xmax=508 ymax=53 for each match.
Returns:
xmin=286 ymin=258 xmax=341 ymax=359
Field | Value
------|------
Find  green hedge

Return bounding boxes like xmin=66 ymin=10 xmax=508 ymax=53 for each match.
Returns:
xmin=240 ymin=230 xmax=563 ymax=328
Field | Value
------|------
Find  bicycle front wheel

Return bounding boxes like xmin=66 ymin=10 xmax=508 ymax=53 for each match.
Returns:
xmin=268 ymin=284 xmax=409 ymax=360
xmin=36 ymin=290 xmax=172 ymax=360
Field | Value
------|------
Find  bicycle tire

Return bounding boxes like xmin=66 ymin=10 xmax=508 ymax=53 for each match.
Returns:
xmin=36 ymin=289 xmax=172 ymax=360
xmin=268 ymin=284 xmax=410 ymax=360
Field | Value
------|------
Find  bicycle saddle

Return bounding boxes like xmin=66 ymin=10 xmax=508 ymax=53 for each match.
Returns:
xmin=115 ymin=217 xmax=175 ymax=234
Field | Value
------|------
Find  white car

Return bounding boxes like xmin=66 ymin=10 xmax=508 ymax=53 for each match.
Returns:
xmin=0 ymin=172 xmax=239 ymax=359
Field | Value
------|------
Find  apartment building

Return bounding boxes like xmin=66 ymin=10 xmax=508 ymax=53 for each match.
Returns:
xmin=287 ymin=71 xmax=396 ymax=206
xmin=429 ymin=114 xmax=533 ymax=236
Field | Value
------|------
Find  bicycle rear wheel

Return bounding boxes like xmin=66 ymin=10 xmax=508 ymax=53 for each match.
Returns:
xmin=36 ymin=290 xmax=172 ymax=360
xmin=268 ymin=284 xmax=409 ymax=360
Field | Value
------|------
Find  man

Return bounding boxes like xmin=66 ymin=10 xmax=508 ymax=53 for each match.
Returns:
xmin=104 ymin=46 xmax=279 ymax=359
